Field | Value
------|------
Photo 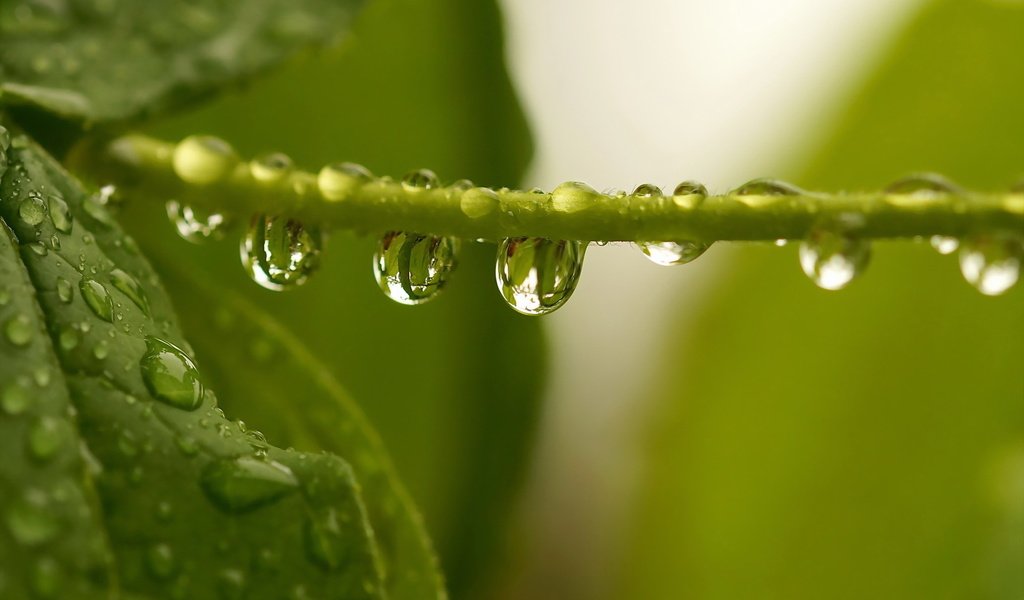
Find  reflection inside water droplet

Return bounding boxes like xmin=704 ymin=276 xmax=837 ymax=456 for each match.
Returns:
xmin=140 ymin=337 xmax=204 ymax=410
xmin=166 ymin=200 xmax=228 ymax=243
xmin=373 ymin=232 xmax=460 ymax=305
xmin=496 ymin=238 xmax=585 ymax=315
xmin=799 ymin=229 xmax=871 ymax=290
xmin=959 ymin=233 xmax=1022 ymax=296
xmin=241 ymin=215 xmax=323 ymax=291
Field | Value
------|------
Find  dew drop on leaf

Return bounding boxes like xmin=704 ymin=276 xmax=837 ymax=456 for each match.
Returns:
xmin=930 ymin=235 xmax=960 ymax=255
xmin=58 ymin=325 xmax=78 ymax=351
xmin=373 ymin=232 xmax=460 ymax=305
xmin=165 ymin=200 xmax=228 ymax=243
xmin=1 ymin=382 xmax=32 ymax=415
xmin=240 ymin=215 xmax=323 ymax=291
xmin=4 ymin=314 xmax=33 ymax=346
xmin=496 ymin=237 xmax=586 ymax=315
xmin=249 ymin=152 xmax=293 ymax=184
xmin=959 ymin=233 xmax=1022 ymax=296
xmin=93 ymin=340 xmax=109 ymax=360
xmin=401 ymin=168 xmax=439 ymax=192
xmin=47 ymin=193 xmax=72 ymax=233
xmin=19 ymin=193 xmax=47 ymax=226
xmin=27 ymin=416 xmax=64 ymax=461
xmin=110 ymin=268 xmax=150 ymax=315
xmin=799 ymin=229 xmax=871 ymax=290
xmin=172 ymin=135 xmax=239 ymax=185
xmin=140 ymin=336 xmax=204 ymax=410
xmin=79 ymin=277 xmax=114 ymax=322
xmin=6 ymin=497 xmax=58 ymax=546
xmin=317 ymin=162 xmax=372 ymax=201
xmin=200 ymin=456 xmax=299 ymax=513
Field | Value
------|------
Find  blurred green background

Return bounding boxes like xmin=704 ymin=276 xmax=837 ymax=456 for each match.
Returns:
xmin=108 ymin=0 xmax=1023 ymax=598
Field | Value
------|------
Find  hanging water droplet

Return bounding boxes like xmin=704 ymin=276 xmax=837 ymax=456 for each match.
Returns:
xmin=732 ymin=178 xmax=804 ymax=197
xmin=959 ymin=233 xmax=1022 ymax=296
xmin=79 ymin=278 xmax=114 ymax=322
xmin=145 ymin=543 xmax=176 ymax=580
xmin=317 ymin=162 xmax=372 ymax=201
xmin=249 ymin=152 xmax=293 ymax=184
xmin=551 ymin=181 xmax=597 ymax=214
xmin=165 ymin=200 xmax=228 ymax=243
xmin=460 ymin=187 xmax=499 ymax=219
xmin=637 ymin=241 xmax=710 ymax=266
xmin=4 ymin=314 xmax=33 ymax=346
xmin=110 ymin=268 xmax=150 ymax=315
xmin=172 ymin=135 xmax=239 ymax=185
xmin=241 ymin=215 xmax=323 ymax=291
xmin=373 ymin=232 xmax=460 ymax=305
xmin=930 ymin=235 xmax=960 ymax=255
xmin=401 ymin=169 xmax=439 ymax=192
xmin=140 ymin=337 xmax=204 ymax=410
xmin=496 ymin=238 xmax=586 ymax=315
xmin=200 ymin=456 xmax=299 ymax=513
xmin=799 ymin=229 xmax=871 ymax=290
xmin=19 ymin=194 xmax=47 ymax=226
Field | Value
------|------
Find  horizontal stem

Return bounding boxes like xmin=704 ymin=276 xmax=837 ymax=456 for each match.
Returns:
xmin=77 ymin=133 xmax=1024 ymax=243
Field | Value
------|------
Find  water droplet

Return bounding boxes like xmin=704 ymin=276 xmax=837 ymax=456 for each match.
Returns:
xmin=249 ymin=152 xmax=293 ymax=184
xmin=27 ymin=243 xmax=48 ymax=256
xmin=885 ymin=173 xmax=960 ymax=196
xmin=27 ymin=417 xmax=64 ymax=461
xmin=145 ymin=543 xmax=176 ymax=580
xmin=218 ymin=569 xmax=247 ymax=600
xmin=959 ymin=233 xmax=1022 ymax=296
xmin=172 ymin=135 xmax=239 ymax=185
xmin=496 ymin=238 xmax=586 ymax=315
xmin=775 ymin=239 xmax=789 ymax=247
xmin=450 ymin=178 xmax=475 ymax=191
xmin=47 ymin=193 xmax=72 ymax=233
xmin=241 ymin=215 xmax=323 ymax=291
xmin=551 ymin=181 xmax=596 ymax=214
xmin=1 ymin=382 xmax=31 ymax=414
xmin=201 ymin=457 xmax=299 ymax=513
xmin=637 ymin=241 xmax=710 ymax=266
xmin=93 ymin=340 xmax=109 ymax=360
xmin=373 ymin=232 xmax=460 ymax=305
xmin=58 ymin=326 xmax=78 ymax=351
xmin=799 ymin=229 xmax=871 ymax=290
xmin=165 ymin=200 xmax=227 ymax=243
xmin=110 ymin=268 xmax=150 ymax=315
xmin=460 ymin=187 xmax=499 ymax=219
xmin=79 ymin=278 xmax=114 ymax=322
xmin=83 ymin=186 xmax=116 ymax=225
xmin=140 ymin=337 xmax=204 ymax=410
xmin=19 ymin=194 xmax=47 ymax=226
xmin=930 ymin=235 xmax=960 ymax=255
xmin=401 ymin=169 xmax=439 ymax=192
xmin=6 ymin=497 xmax=58 ymax=545
xmin=318 ymin=162 xmax=372 ymax=201
xmin=673 ymin=180 xmax=708 ymax=198
xmin=4 ymin=314 xmax=33 ymax=346
xmin=732 ymin=178 xmax=804 ymax=196
xmin=632 ymin=183 xmax=662 ymax=198
xmin=156 ymin=501 xmax=174 ymax=522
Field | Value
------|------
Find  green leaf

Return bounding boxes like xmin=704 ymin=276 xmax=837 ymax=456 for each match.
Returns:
xmin=0 ymin=131 xmax=389 ymax=599
xmin=619 ymin=2 xmax=1024 ymax=599
xmin=113 ymin=0 xmax=544 ymax=596
xmin=0 ymin=0 xmax=364 ymax=122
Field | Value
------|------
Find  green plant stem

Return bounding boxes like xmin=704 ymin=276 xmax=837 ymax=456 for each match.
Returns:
xmin=79 ymin=133 xmax=1023 ymax=243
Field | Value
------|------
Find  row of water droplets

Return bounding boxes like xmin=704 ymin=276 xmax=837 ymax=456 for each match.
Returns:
xmin=163 ymin=136 xmax=1022 ymax=317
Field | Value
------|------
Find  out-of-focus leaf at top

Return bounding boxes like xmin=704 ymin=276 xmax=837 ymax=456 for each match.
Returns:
xmin=618 ymin=2 xmax=1024 ymax=600
xmin=0 ymin=0 xmax=364 ymax=123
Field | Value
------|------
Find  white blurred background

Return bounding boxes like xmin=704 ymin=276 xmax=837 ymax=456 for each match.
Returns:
xmin=497 ymin=0 xmax=921 ymax=596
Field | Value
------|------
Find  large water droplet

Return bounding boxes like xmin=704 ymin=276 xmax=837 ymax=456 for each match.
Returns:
xmin=318 ymin=162 xmax=372 ymax=201
xmin=632 ymin=183 xmax=662 ymax=198
xmin=47 ymin=193 xmax=72 ymax=233
xmin=110 ymin=268 xmax=150 ymax=315
xmin=19 ymin=194 xmax=46 ymax=226
xmin=673 ymin=181 xmax=708 ymax=198
xmin=401 ymin=169 xmax=439 ymax=192
xmin=79 ymin=278 xmax=114 ymax=322
xmin=201 ymin=457 xmax=299 ymax=513
xmin=551 ymin=181 xmax=597 ymax=213
xmin=637 ymin=241 xmax=710 ymax=266
xmin=373 ymin=232 xmax=460 ymax=305
xmin=172 ymin=135 xmax=239 ymax=185
xmin=165 ymin=200 xmax=228 ymax=243
xmin=249 ymin=152 xmax=293 ymax=184
xmin=241 ymin=215 xmax=323 ymax=291
xmin=4 ymin=314 xmax=33 ymax=346
xmin=496 ymin=238 xmax=586 ymax=315
xmin=140 ymin=337 xmax=204 ymax=410
xmin=930 ymin=235 xmax=960 ymax=255
xmin=799 ymin=229 xmax=871 ymax=290
xmin=959 ymin=233 xmax=1022 ymax=296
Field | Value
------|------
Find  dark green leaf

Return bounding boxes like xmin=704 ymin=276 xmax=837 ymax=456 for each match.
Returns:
xmin=0 ymin=0 xmax=364 ymax=123
xmin=1 ymin=131 xmax=388 ymax=599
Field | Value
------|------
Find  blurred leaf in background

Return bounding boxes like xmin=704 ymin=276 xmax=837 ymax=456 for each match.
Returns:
xmin=115 ymin=0 xmax=543 ymax=597
xmin=619 ymin=1 xmax=1024 ymax=599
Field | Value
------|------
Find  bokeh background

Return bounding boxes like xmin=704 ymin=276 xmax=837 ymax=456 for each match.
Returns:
xmin=117 ymin=0 xmax=1024 ymax=598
